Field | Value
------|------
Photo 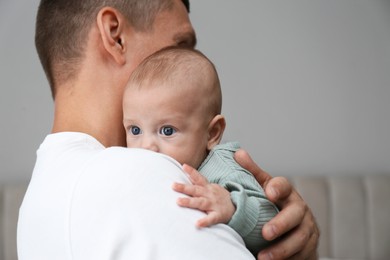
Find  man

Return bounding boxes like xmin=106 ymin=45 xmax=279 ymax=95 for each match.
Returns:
xmin=18 ymin=0 xmax=319 ymax=259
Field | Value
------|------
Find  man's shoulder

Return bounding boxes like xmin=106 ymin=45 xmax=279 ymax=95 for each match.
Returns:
xmin=90 ymin=147 xmax=182 ymax=173
xmin=78 ymin=147 xmax=186 ymax=191
xmin=70 ymin=147 xmax=187 ymax=220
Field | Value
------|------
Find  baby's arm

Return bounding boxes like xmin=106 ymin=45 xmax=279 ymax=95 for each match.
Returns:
xmin=222 ymin=178 xmax=279 ymax=255
xmin=172 ymin=164 xmax=235 ymax=227
xmin=173 ymin=163 xmax=278 ymax=255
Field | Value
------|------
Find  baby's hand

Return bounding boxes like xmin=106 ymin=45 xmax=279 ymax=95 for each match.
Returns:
xmin=172 ymin=164 xmax=235 ymax=227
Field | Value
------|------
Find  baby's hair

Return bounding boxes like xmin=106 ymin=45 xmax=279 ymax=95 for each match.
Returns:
xmin=128 ymin=46 xmax=222 ymax=115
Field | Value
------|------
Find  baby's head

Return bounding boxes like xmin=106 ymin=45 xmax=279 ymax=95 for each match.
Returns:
xmin=123 ymin=46 xmax=225 ymax=168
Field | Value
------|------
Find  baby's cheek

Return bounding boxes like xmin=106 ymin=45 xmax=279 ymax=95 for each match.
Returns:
xmin=187 ymin=149 xmax=208 ymax=170
xmin=126 ymin=138 xmax=140 ymax=149
xmin=159 ymin=147 xmax=184 ymax=165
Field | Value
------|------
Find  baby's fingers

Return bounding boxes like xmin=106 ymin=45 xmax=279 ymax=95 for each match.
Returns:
xmin=182 ymin=164 xmax=208 ymax=186
xmin=172 ymin=182 xmax=204 ymax=197
xmin=196 ymin=213 xmax=220 ymax=228
xmin=176 ymin=196 xmax=210 ymax=211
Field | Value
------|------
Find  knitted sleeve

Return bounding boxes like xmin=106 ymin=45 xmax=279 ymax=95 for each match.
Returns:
xmin=198 ymin=142 xmax=279 ymax=255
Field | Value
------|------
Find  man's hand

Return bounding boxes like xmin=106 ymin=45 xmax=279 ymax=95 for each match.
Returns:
xmin=172 ymin=164 xmax=235 ymax=227
xmin=234 ymin=149 xmax=319 ymax=260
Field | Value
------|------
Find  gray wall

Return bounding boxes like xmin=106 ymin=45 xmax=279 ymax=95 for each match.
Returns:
xmin=1 ymin=1 xmax=389 ymax=183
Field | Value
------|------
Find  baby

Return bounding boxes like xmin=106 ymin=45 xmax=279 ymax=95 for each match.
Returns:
xmin=122 ymin=46 xmax=278 ymax=255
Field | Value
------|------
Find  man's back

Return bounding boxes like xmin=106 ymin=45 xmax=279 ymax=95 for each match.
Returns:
xmin=17 ymin=132 xmax=255 ymax=259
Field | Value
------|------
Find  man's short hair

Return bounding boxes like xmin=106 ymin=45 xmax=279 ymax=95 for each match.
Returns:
xmin=35 ymin=0 xmax=190 ymax=98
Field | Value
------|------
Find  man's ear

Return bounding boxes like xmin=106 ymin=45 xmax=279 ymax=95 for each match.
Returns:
xmin=207 ymin=115 xmax=226 ymax=151
xmin=96 ymin=7 xmax=129 ymax=65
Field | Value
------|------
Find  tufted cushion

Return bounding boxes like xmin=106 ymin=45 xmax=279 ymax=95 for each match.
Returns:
xmin=290 ymin=175 xmax=390 ymax=260
xmin=0 ymin=183 xmax=28 ymax=260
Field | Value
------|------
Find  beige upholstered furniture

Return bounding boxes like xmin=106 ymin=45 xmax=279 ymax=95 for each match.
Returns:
xmin=1 ymin=175 xmax=390 ymax=260
xmin=0 ymin=183 xmax=26 ymax=260
xmin=290 ymin=175 xmax=390 ymax=260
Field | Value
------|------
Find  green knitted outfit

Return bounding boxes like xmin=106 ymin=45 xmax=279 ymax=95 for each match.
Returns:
xmin=198 ymin=142 xmax=279 ymax=255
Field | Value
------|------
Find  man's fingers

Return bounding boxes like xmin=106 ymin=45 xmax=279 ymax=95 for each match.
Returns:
xmin=258 ymin=209 xmax=319 ymax=260
xmin=234 ymin=149 xmax=271 ymax=186
xmin=265 ymin=176 xmax=294 ymax=203
xmin=258 ymin=228 xmax=305 ymax=260
xmin=288 ymin=227 xmax=319 ymax=260
xmin=289 ymin=208 xmax=320 ymax=260
xmin=262 ymin=199 xmax=306 ymax=241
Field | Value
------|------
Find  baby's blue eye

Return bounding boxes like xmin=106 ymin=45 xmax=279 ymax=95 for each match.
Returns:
xmin=160 ymin=126 xmax=176 ymax=136
xmin=130 ymin=126 xmax=142 ymax=135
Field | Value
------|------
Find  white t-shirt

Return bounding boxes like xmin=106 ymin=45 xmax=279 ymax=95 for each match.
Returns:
xmin=17 ymin=132 xmax=255 ymax=260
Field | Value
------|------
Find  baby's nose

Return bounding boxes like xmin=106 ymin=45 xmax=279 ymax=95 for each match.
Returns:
xmin=142 ymin=138 xmax=159 ymax=153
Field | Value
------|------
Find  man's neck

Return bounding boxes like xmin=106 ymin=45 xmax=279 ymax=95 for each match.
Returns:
xmin=52 ymin=87 xmax=127 ymax=148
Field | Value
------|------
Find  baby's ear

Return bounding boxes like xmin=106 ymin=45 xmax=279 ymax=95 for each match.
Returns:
xmin=207 ymin=115 xmax=226 ymax=151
